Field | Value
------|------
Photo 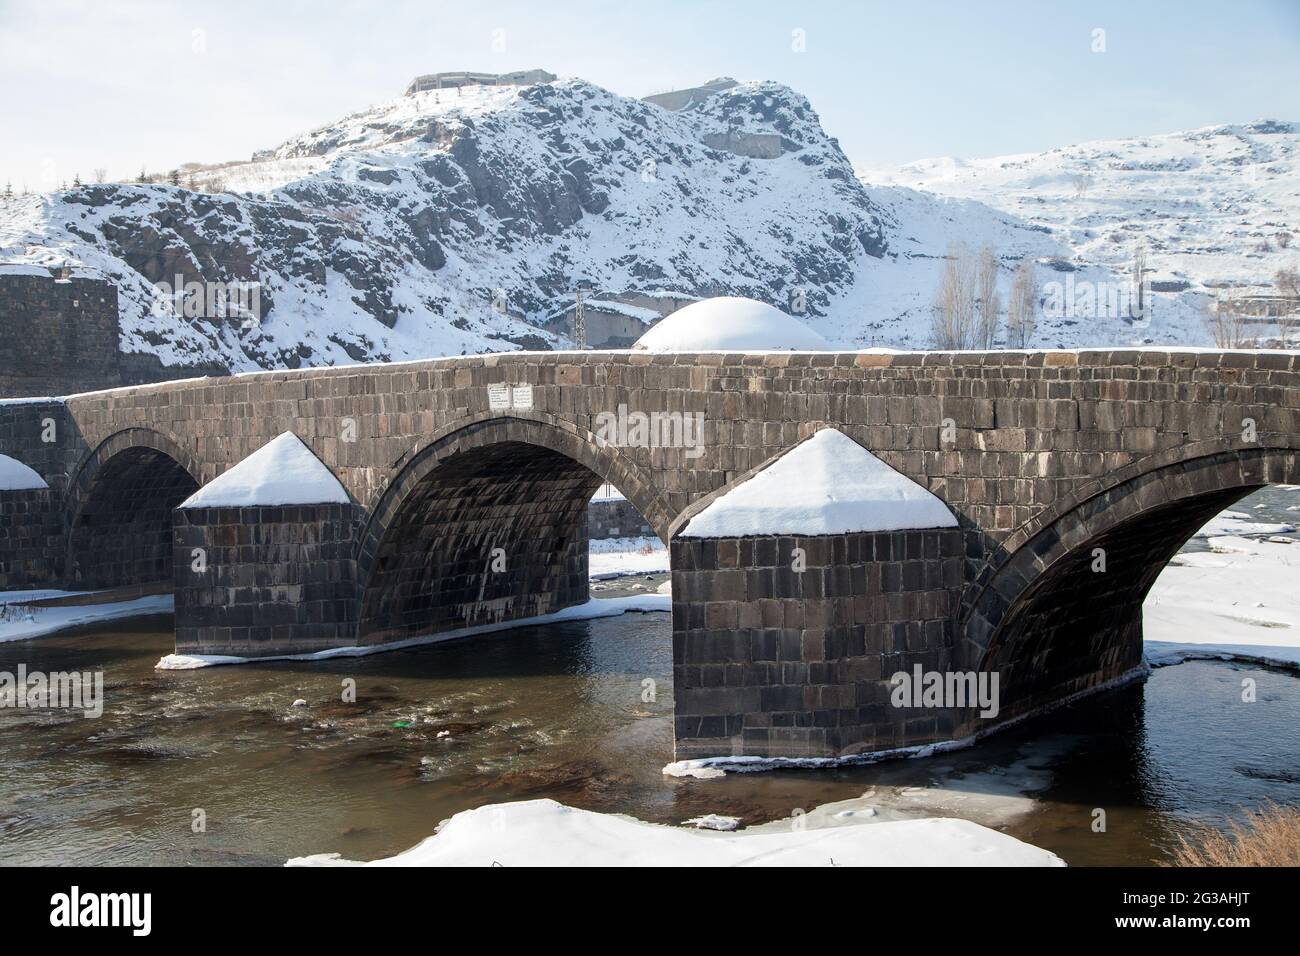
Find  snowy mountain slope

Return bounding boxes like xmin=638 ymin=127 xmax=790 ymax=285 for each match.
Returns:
xmin=0 ymin=79 xmax=896 ymax=371
xmin=2 ymin=78 xmax=1257 ymax=371
xmin=860 ymin=120 xmax=1300 ymax=298
xmin=836 ymin=184 xmax=1065 ymax=348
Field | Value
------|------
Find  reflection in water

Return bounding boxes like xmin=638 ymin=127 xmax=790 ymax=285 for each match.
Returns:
xmin=0 ymin=609 xmax=1295 ymax=866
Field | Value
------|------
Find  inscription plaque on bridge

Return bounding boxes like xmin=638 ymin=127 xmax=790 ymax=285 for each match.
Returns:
xmin=488 ymin=383 xmax=533 ymax=411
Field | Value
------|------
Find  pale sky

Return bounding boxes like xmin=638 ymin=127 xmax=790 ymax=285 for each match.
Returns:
xmin=2 ymin=0 xmax=1299 ymax=191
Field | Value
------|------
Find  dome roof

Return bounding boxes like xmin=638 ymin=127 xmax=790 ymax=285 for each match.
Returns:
xmin=633 ymin=296 xmax=831 ymax=352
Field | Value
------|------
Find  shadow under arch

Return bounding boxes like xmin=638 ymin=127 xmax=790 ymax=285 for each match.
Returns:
xmin=960 ymin=446 xmax=1298 ymax=726
xmin=354 ymin=415 xmax=671 ymax=645
xmin=64 ymin=427 xmax=201 ymax=589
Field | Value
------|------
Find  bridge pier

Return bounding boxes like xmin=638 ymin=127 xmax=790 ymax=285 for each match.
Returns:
xmin=0 ymin=486 xmax=62 ymax=590
xmin=671 ymin=528 xmax=968 ymax=760
xmin=172 ymin=503 xmax=361 ymax=657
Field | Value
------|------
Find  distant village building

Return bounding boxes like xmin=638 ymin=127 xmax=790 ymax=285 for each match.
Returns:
xmin=404 ymin=69 xmax=556 ymax=96
xmin=542 ymin=292 xmax=700 ymax=349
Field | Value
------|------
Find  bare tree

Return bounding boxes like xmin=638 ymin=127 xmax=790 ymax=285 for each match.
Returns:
xmin=1131 ymin=242 xmax=1149 ymax=324
xmin=1007 ymin=256 xmax=1038 ymax=348
xmin=93 ymin=168 xmax=107 ymax=184
xmin=1277 ymin=267 xmax=1300 ymax=300
xmin=137 ymin=165 xmax=149 ymax=184
xmin=931 ymin=243 xmax=978 ymax=349
xmin=1277 ymin=268 xmax=1300 ymax=347
xmin=1070 ymin=172 xmax=1093 ymax=199
xmin=974 ymin=244 xmax=1001 ymax=348
xmin=1202 ymin=296 xmax=1255 ymax=349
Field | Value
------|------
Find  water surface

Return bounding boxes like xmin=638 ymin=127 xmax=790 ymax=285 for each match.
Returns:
xmin=0 ymin=488 xmax=1296 ymax=866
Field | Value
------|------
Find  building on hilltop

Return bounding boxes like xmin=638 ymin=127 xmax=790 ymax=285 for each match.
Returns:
xmin=404 ymin=69 xmax=556 ymax=96
xmin=642 ymin=77 xmax=738 ymax=111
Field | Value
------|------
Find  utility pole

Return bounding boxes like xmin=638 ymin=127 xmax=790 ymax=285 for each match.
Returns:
xmin=573 ymin=287 xmax=587 ymax=350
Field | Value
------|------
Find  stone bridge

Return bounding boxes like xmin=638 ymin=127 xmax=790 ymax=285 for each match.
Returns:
xmin=1 ymin=349 xmax=1296 ymax=761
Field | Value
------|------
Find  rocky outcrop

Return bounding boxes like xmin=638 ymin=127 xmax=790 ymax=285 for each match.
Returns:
xmin=1 ymin=77 xmax=896 ymax=373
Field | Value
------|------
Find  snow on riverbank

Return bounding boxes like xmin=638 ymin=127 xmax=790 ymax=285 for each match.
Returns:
xmin=286 ymin=797 xmax=1063 ymax=867
xmin=589 ymin=535 xmax=668 ymax=579
xmin=1144 ymin=533 xmax=1300 ymax=669
xmin=1192 ymin=510 xmax=1296 ymax=538
xmin=0 ymin=595 xmax=173 ymax=643
xmin=0 ymin=588 xmax=103 ymax=606
xmin=156 ymin=594 xmax=669 ymax=669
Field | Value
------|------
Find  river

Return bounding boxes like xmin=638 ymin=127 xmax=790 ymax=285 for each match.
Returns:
xmin=0 ymin=489 xmax=1296 ymax=866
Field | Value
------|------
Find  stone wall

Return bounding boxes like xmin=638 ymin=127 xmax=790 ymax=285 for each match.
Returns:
xmin=0 ymin=401 xmax=77 ymax=590
xmin=0 ymin=400 xmax=77 ymax=496
xmin=118 ymin=352 xmax=229 ymax=388
xmin=173 ymin=503 xmax=361 ymax=656
xmin=0 ymin=488 xmax=62 ymax=590
xmin=0 ymin=275 xmax=122 ymax=398
xmin=588 ymin=497 xmax=654 ymax=540
xmin=670 ymin=529 xmax=966 ymax=760
xmin=0 ymin=273 xmax=228 ymax=399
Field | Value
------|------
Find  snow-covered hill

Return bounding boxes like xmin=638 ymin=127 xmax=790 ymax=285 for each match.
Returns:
xmin=5 ymin=79 xmax=1282 ymax=372
xmin=860 ymin=120 xmax=1299 ymax=299
xmin=0 ymin=79 xmax=900 ymax=372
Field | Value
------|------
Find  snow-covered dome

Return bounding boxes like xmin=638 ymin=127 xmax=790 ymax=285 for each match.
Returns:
xmin=633 ymin=296 xmax=831 ymax=352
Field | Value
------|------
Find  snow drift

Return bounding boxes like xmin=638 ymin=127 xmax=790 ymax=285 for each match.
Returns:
xmin=286 ymin=797 xmax=1064 ymax=867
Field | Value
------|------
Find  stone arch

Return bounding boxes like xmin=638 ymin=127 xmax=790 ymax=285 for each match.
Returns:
xmin=960 ymin=446 xmax=1298 ymax=725
xmin=361 ymin=411 xmax=674 ymax=541
xmin=64 ymin=428 xmax=201 ymax=589
xmin=665 ymin=439 xmax=799 ymax=541
xmin=354 ymin=415 xmax=670 ymax=645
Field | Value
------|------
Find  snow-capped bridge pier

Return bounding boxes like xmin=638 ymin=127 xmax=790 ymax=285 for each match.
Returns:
xmin=1 ymin=348 xmax=1297 ymax=760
